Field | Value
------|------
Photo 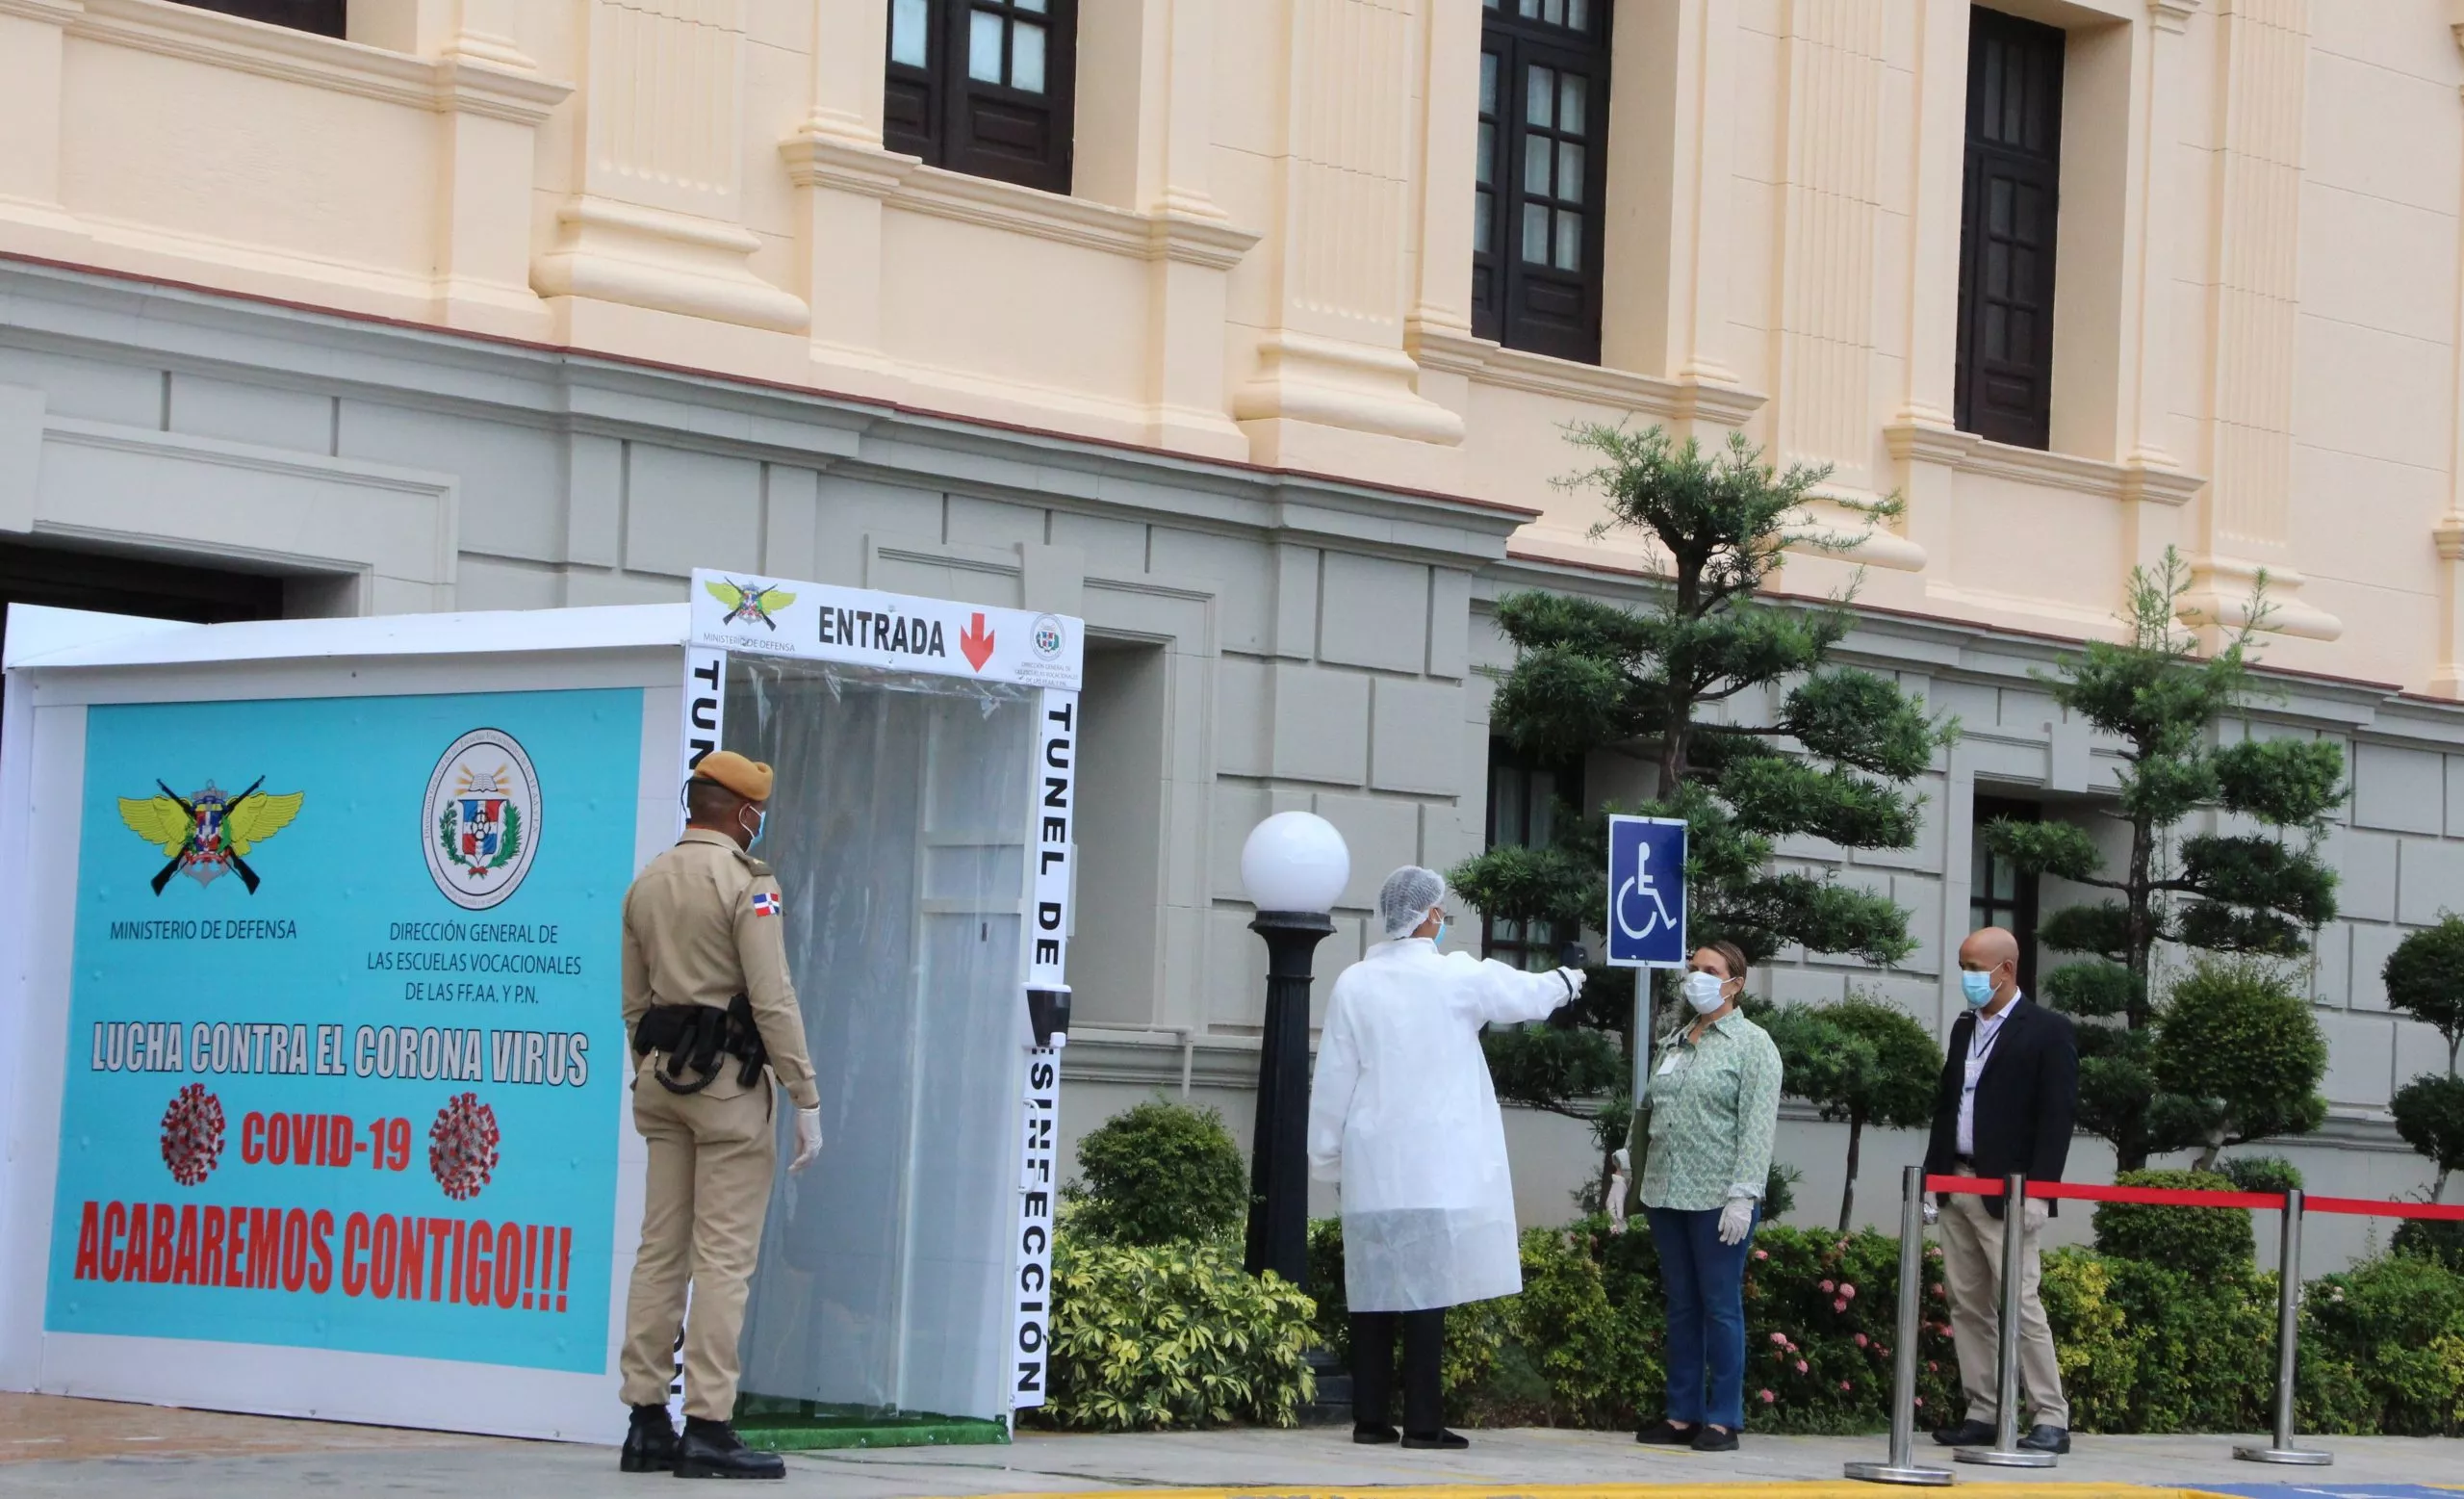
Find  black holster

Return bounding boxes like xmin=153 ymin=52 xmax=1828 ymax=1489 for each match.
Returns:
xmin=632 ymin=994 xmax=769 ymax=1095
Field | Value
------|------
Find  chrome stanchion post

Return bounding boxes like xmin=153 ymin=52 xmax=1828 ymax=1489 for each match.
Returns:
xmin=1844 ymin=1165 xmax=1954 ymax=1486
xmin=2234 ymin=1188 xmax=2331 ymax=1465
xmin=1955 ymin=1174 xmax=2055 ymax=1468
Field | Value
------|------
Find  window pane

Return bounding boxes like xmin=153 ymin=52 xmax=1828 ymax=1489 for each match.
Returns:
xmin=1554 ymin=209 xmax=1581 ymax=271
xmin=1545 ymin=0 xmax=1564 ymax=23
xmin=1480 ymin=51 xmax=1499 ymax=116
xmin=1522 ymin=202 xmax=1549 ymax=263
xmin=1558 ymin=142 xmax=1584 ymax=204
xmin=1525 ymin=133 xmax=1552 ymax=195
xmin=967 ymin=9 xmax=1004 ymax=82
xmin=1474 ymin=189 xmax=1493 ymax=253
xmin=1016 ymin=0 xmax=1046 ymax=10
xmin=1476 ymin=121 xmax=1497 ymax=185
xmin=1569 ymin=0 xmax=1588 ymax=29
xmin=890 ymin=0 xmax=928 ymax=68
xmin=1529 ymin=771 xmax=1556 ymax=843
xmin=1520 ymin=0 xmax=1541 ymax=15
xmin=1011 ymin=19 xmax=1045 ymax=92
xmin=1559 ymin=73 xmax=1586 ymax=136
xmin=1527 ymin=65 xmax=1553 ymax=127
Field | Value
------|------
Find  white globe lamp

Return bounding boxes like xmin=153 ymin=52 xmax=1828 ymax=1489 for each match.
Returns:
xmin=1240 ymin=811 xmax=1351 ymax=915
xmin=1236 ymin=811 xmax=1349 ymax=1290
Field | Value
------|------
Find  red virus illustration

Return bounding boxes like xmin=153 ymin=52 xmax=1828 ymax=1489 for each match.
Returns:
xmin=428 ymin=1092 xmax=501 ymax=1202
xmin=159 ymin=1083 xmax=226 ymax=1187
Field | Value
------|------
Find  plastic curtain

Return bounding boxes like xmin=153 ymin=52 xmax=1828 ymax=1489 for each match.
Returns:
xmin=722 ymin=655 xmax=1037 ymax=1420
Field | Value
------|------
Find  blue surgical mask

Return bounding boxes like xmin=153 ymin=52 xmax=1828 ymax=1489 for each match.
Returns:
xmin=1433 ymin=919 xmax=1448 ymax=945
xmin=740 ymin=806 xmax=767 ymax=850
xmin=1960 ymin=970 xmax=1995 ymax=1007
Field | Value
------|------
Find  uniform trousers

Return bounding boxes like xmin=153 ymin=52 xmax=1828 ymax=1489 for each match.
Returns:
xmin=1937 ymin=1191 xmax=2068 ymax=1428
xmin=1350 ymin=1308 xmax=1446 ymax=1435
xmin=618 ymin=1074 xmax=777 ymax=1419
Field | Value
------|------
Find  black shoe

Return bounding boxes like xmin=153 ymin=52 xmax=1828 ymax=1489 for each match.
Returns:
xmin=673 ymin=1418 xmax=784 ymax=1480
xmin=1352 ymin=1423 xmax=1399 ymax=1444
xmin=2018 ymin=1424 xmax=2070 ymax=1455
xmin=1689 ymin=1425 xmax=1740 ymax=1453
xmin=1932 ymin=1418 xmax=1996 ymax=1447
xmin=1635 ymin=1420 xmax=1699 ymax=1445
xmin=1400 ymin=1429 xmax=1470 ymax=1450
xmin=620 ymin=1405 xmax=680 ymax=1474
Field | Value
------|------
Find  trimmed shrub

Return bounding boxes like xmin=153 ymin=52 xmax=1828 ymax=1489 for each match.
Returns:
xmin=1062 ymin=1098 xmax=1246 ymax=1248
xmin=1038 ymin=1231 xmax=1315 ymax=1431
xmin=2038 ymin=1250 xmax=2138 ymax=1433
xmin=2092 ymin=1169 xmax=2255 ymax=1279
xmin=2099 ymin=1257 xmax=2274 ymax=1433
xmin=2218 ymin=1155 xmax=2303 ymax=1196
xmin=2301 ymin=1253 xmax=2464 ymax=1436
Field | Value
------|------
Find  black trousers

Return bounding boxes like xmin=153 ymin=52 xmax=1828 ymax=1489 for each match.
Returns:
xmin=1350 ymin=1308 xmax=1445 ymax=1435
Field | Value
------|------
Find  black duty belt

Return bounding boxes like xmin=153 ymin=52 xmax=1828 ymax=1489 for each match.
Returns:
xmin=631 ymin=994 xmax=769 ymax=1095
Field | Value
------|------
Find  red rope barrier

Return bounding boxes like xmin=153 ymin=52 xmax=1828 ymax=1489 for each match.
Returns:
xmin=1925 ymin=1174 xmax=2464 ymax=1220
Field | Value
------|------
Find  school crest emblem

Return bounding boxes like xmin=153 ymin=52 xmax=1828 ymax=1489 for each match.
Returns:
xmin=424 ymin=729 xmax=542 ymax=911
xmin=118 ymin=778 xmax=304 ymax=893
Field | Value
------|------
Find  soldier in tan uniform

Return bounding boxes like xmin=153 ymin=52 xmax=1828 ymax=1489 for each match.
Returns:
xmin=616 ymin=751 xmax=823 ymax=1480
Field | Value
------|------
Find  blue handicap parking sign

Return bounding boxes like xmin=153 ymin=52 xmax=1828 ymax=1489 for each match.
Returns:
xmin=1605 ymin=814 xmax=1688 ymax=968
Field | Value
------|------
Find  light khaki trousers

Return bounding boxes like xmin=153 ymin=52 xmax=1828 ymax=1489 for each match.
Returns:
xmin=1937 ymin=1191 xmax=2068 ymax=1429
xmin=618 ymin=1077 xmax=778 ymax=1419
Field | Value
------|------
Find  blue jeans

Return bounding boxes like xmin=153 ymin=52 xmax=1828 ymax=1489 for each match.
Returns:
xmin=1648 ymin=1202 xmax=1758 ymax=1432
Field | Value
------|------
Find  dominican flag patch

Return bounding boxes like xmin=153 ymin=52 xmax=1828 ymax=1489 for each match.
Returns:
xmin=751 ymin=892 xmax=780 ymax=917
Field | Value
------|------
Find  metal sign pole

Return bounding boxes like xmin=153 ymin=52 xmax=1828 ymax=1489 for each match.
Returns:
xmin=1844 ymin=1165 xmax=1954 ymax=1486
xmin=1955 ymin=1175 xmax=2055 ymax=1468
xmin=2234 ymin=1188 xmax=2331 ymax=1465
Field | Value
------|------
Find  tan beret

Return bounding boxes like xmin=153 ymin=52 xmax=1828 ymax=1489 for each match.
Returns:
xmin=693 ymin=750 xmax=773 ymax=803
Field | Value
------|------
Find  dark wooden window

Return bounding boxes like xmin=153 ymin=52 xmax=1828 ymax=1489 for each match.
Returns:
xmin=1483 ymin=739 xmax=1584 ymax=972
xmin=1474 ymin=0 xmax=1611 ymax=365
xmin=1954 ymin=8 xmax=2065 ymax=450
xmin=1969 ymin=795 xmax=2042 ymax=995
xmin=171 ymin=0 xmax=346 ymax=36
xmin=885 ymin=0 xmax=1076 ymax=194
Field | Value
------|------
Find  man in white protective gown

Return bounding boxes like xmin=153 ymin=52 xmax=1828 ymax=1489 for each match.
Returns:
xmin=1307 ymin=866 xmax=1587 ymax=1450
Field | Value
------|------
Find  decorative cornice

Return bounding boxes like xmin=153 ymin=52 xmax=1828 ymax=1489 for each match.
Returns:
xmin=65 ymin=0 xmax=570 ymax=124
xmin=2180 ymin=554 xmax=2345 ymax=641
xmin=2148 ymin=0 xmax=2202 ymax=35
xmin=530 ymin=196 xmax=809 ymax=333
xmin=1409 ymin=327 xmax=1766 ymax=428
xmin=2434 ymin=512 xmax=2464 ymax=561
xmin=779 ymin=134 xmax=1262 ymax=271
xmin=1886 ymin=418 xmax=2206 ymax=505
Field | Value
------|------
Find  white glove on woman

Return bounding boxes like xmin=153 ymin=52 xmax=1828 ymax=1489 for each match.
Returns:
xmin=1717 ymin=1193 xmax=1756 ymax=1246
xmin=1556 ymin=967 xmax=1587 ymax=998
xmin=790 ymin=1106 xmax=824 ymax=1173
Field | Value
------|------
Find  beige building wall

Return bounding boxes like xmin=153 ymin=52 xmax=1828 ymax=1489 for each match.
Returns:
xmin=9 ymin=0 xmax=2464 ymax=691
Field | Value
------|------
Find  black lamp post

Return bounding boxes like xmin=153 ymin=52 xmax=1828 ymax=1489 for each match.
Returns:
xmin=1236 ymin=813 xmax=1351 ymax=1289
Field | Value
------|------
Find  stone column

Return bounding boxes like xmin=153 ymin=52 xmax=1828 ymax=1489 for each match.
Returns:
xmin=1230 ymin=0 xmax=1464 ymax=487
xmin=0 ymin=0 xmax=82 ymax=243
xmin=2115 ymin=0 xmax=2204 ymax=573
xmin=535 ymin=0 xmax=809 ymax=338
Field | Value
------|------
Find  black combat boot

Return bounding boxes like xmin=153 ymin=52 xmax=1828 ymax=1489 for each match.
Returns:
xmin=673 ymin=1417 xmax=785 ymax=1480
xmin=619 ymin=1404 xmax=680 ymax=1473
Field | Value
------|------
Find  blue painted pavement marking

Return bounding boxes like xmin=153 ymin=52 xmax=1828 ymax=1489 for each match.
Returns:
xmin=2190 ymin=1486 xmax=2463 ymax=1499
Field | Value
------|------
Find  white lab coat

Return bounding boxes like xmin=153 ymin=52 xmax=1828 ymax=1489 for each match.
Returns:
xmin=1306 ymin=938 xmax=1572 ymax=1311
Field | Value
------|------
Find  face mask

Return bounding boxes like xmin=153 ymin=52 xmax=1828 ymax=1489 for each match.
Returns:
xmin=1433 ymin=918 xmax=1448 ymax=945
xmin=1682 ymin=970 xmax=1728 ymax=1014
xmin=1961 ymin=969 xmax=1995 ymax=1007
xmin=739 ymin=807 xmax=767 ymax=850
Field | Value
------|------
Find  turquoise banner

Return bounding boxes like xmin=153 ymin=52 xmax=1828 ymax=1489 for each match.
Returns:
xmin=44 ymin=689 xmax=642 ymax=1374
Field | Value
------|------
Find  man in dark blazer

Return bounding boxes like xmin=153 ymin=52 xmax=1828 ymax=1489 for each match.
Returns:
xmin=1923 ymin=925 xmax=2078 ymax=1456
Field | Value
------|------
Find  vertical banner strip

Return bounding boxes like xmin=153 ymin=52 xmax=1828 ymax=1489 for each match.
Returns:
xmin=678 ymin=648 xmax=727 ymax=835
xmin=1013 ymin=687 xmax=1077 ymax=1410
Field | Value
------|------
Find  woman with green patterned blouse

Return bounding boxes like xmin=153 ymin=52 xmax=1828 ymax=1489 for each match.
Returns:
xmin=1632 ymin=941 xmax=1783 ymax=1453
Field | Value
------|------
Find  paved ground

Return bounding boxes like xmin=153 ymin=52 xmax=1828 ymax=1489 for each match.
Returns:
xmin=2 ymin=1394 xmax=2457 ymax=1498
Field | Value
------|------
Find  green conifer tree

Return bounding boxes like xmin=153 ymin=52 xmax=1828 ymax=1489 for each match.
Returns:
xmin=1450 ymin=425 xmax=1953 ymax=1193
xmin=1985 ymin=550 xmax=2344 ymax=1170
xmin=2384 ymin=917 xmax=2464 ymax=1202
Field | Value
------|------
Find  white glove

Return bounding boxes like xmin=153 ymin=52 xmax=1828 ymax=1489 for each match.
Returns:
xmin=790 ymin=1106 xmax=823 ymax=1173
xmin=2022 ymin=1197 xmax=2049 ymax=1234
xmin=1717 ymin=1194 xmax=1756 ymax=1246
xmin=1555 ymin=967 xmax=1587 ymax=999
xmin=1606 ymin=1149 xmax=1632 ymax=1237
xmin=1922 ymin=1198 xmax=1940 ymax=1227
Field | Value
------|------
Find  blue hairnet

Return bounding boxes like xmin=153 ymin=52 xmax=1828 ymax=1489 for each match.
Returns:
xmin=1378 ymin=866 xmax=1447 ymax=940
